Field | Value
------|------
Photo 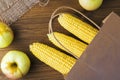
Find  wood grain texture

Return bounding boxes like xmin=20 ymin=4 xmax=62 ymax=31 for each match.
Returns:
xmin=0 ymin=0 xmax=120 ymax=80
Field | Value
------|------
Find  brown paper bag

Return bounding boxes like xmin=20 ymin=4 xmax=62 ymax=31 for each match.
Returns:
xmin=65 ymin=12 xmax=120 ymax=80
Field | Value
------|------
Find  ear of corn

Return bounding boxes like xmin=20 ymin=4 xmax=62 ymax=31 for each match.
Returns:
xmin=29 ymin=42 xmax=76 ymax=75
xmin=47 ymin=32 xmax=87 ymax=58
xmin=58 ymin=13 xmax=98 ymax=44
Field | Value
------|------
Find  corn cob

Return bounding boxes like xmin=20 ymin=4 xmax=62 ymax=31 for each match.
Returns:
xmin=58 ymin=13 xmax=99 ymax=44
xmin=47 ymin=32 xmax=87 ymax=58
xmin=29 ymin=42 xmax=76 ymax=75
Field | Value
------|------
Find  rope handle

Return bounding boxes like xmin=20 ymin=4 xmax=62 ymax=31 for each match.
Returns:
xmin=49 ymin=6 xmax=100 ymax=34
xmin=39 ymin=0 xmax=50 ymax=7
xmin=48 ymin=6 xmax=100 ymax=59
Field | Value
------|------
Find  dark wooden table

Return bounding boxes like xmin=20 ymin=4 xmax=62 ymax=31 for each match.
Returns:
xmin=0 ymin=0 xmax=120 ymax=80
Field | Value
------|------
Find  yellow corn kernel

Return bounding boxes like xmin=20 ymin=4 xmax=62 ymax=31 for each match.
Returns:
xmin=47 ymin=32 xmax=87 ymax=58
xmin=58 ymin=13 xmax=98 ymax=44
xmin=29 ymin=42 xmax=76 ymax=75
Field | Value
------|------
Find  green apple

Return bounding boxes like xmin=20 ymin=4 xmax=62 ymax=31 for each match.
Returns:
xmin=0 ymin=22 xmax=14 ymax=48
xmin=1 ymin=50 xmax=31 ymax=79
xmin=79 ymin=0 xmax=103 ymax=11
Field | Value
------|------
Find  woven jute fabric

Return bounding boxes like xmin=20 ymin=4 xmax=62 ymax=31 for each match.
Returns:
xmin=0 ymin=0 xmax=49 ymax=25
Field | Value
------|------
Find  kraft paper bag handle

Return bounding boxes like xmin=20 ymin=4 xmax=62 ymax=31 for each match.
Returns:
xmin=48 ymin=6 xmax=100 ymax=59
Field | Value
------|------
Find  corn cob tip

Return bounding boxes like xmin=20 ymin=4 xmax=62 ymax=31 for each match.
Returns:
xmin=57 ymin=13 xmax=99 ymax=44
xmin=47 ymin=32 xmax=88 ymax=58
xmin=29 ymin=42 xmax=76 ymax=75
xmin=29 ymin=44 xmax=33 ymax=51
xmin=29 ymin=42 xmax=40 ymax=52
xmin=58 ymin=13 xmax=69 ymax=19
xmin=29 ymin=43 xmax=35 ymax=48
xmin=47 ymin=32 xmax=57 ymax=40
xmin=47 ymin=33 xmax=51 ymax=37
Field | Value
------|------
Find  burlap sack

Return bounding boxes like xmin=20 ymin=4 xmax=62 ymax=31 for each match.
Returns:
xmin=0 ymin=0 xmax=49 ymax=25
